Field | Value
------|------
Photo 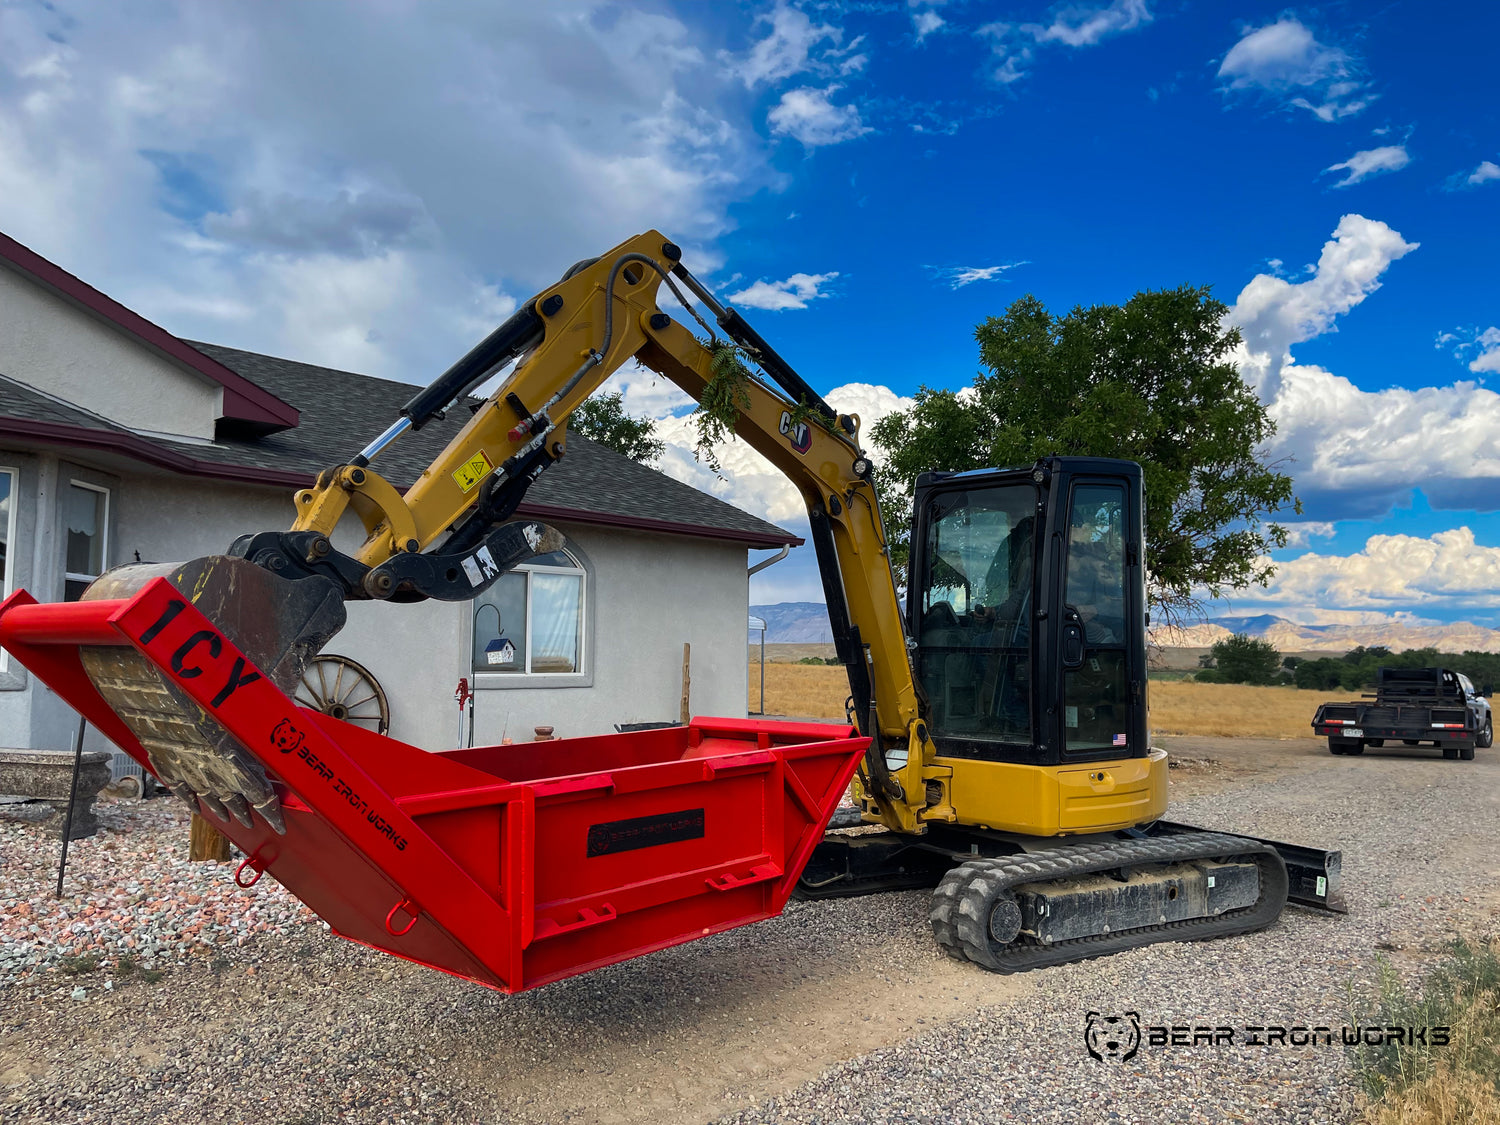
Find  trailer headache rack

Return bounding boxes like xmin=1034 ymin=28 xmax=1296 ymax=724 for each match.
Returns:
xmin=0 ymin=577 xmax=868 ymax=993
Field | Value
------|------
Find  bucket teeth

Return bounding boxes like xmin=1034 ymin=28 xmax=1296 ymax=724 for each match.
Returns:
xmin=222 ymin=792 xmax=256 ymax=829
xmin=252 ymin=796 xmax=287 ymax=837
xmin=77 ymin=556 xmax=346 ymax=842
xmin=198 ymin=791 xmax=232 ymax=824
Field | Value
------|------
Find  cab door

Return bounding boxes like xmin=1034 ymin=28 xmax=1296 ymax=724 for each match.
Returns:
xmin=1052 ymin=468 xmax=1148 ymax=761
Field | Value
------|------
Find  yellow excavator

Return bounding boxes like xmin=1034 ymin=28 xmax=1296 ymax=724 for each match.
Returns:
xmin=0 ymin=230 xmax=1341 ymax=989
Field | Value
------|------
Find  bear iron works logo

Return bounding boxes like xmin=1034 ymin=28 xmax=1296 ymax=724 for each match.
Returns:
xmin=270 ymin=718 xmax=305 ymax=754
xmin=1085 ymin=1012 xmax=1141 ymax=1062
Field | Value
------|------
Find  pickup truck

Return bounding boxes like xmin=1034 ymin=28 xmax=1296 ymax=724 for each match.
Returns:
xmin=1312 ymin=667 xmax=1492 ymax=760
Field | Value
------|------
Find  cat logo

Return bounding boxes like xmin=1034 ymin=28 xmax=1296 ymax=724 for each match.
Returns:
xmin=778 ymin=410 xmax=812 ymax=454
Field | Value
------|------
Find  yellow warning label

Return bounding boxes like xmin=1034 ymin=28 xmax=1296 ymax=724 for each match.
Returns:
xmin=452 ymin=450 xmax=495 ymax=493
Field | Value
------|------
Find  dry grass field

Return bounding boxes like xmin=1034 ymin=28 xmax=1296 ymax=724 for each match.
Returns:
xmin=1147 ymin=681 xmax=1330 ymax=739
xmin=750 ymin=663 xmax=1331 ymax=739
xmin=749 ymin=662 xmax=851 ymax=720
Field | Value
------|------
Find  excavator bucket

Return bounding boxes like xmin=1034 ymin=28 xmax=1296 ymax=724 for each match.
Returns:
xmin=0 ymin=567 xmax=868 ymax=992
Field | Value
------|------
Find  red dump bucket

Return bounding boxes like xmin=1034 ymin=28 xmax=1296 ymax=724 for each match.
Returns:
xmin=0 ymin=579 xmax=868 ymax=992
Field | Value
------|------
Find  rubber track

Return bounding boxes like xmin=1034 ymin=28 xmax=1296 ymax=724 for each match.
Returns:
xmin=929 ymin=832 xmax=1289 ymax=972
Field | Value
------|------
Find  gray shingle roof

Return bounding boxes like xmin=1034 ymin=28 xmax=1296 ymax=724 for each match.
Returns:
xmin=0 ymin=343 xmax=797 ymax=548
xmin=0 ymin=374 xmax=131 ymax=431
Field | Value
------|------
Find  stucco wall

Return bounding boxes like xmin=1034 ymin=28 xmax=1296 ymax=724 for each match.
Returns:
xmin=0 ymin=265 xmax=221 ymax=440
xmin=5 ymin=451 xmax=129 ymax=754
xmin=337 ymin=524 xmax=751 ymax=750
xmin=1 ymin=460 xmax=751 ymax=756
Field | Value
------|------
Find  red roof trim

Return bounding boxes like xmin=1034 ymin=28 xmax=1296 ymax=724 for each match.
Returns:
xmin=0 ymin=232 xmax=300 ymax=431
xmin=0 ymin=421 xmax=802 ymax=548
xmin=0 ymin=418 xmax=313 ymax=488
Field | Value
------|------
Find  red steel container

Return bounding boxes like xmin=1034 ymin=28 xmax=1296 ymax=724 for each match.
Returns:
xmin=0 ymin=579 xmax=868 ymax=992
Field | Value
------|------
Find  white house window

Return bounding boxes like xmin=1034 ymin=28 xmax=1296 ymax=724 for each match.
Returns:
xmin=472 ymin=547 xmax=585 ymax=676
xmin=0 ymin=469 xmax=11 ymax=672
xmin=0 ymin=469 xmax=14 ymax=600
xmin=63 ymin=481 xmax=109 ymax=602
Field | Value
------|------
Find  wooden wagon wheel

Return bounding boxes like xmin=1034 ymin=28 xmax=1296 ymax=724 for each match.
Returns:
xmin=295 ymin=654 xmax=390 ymax=735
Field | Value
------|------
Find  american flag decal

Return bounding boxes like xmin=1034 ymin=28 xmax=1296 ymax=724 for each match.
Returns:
xmin=1112 ymin=733 xmax=1128 ymax=746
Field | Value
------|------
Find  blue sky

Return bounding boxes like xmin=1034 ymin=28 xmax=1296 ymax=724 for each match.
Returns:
xmin=0 ymin=1 xmax=1497 ymax=624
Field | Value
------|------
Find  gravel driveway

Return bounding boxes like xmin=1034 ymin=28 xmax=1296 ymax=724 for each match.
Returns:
xmin=2 ymin=736 xmax=1495 ymax=1124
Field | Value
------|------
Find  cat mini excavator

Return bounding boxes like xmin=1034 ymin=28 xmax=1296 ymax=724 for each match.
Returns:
xmin=0 ymin=231 xmax=1344 ymax=992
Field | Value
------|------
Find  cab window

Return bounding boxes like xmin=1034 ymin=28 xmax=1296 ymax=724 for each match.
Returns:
xmin=915 ymin=484 xmax=1036 ymax=745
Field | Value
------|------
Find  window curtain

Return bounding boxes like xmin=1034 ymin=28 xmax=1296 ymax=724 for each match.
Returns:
xmin=530 ymin=573 xmax=581 ymax=673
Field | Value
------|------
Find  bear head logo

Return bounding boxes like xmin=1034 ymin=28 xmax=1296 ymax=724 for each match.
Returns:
xmin=270 ymin=717 xmax=305 ymax=754
xmin=1085 ymin=1012 xmax=1141 ymax=1062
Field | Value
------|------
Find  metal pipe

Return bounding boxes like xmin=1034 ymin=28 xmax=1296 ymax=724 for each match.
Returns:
xmin=748 ymin=545 xmax=790 ymax=576
xmin=0 ymin=600 xmax=126 ymax=646
xmin=54 ymin=715 xmax=87 ymax=897
xmin=747 ymin=547 xmax=789 ymax=716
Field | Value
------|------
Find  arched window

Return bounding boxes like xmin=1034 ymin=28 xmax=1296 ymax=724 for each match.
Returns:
xmin=471 ymin=542 xmax=587 ymax=677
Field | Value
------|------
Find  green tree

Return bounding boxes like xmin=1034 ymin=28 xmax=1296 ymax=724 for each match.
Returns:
xmin=569 ymin=391 xmax=665 ymax=464
xmin=870 ymin=286 xmax=1298 ymax=623
xmin=1209 ymin=633 xmax=1282 ymax=685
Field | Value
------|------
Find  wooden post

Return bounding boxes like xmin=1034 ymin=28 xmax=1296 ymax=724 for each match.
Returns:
xmin=189 ymin=813 xmax=232 ymax=863
xmin=680 ymin=642 xmax=691 ymax=726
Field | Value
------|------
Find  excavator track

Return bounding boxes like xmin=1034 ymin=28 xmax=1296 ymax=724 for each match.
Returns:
xmin=930 ymin=832 xmax=1289 ymax=972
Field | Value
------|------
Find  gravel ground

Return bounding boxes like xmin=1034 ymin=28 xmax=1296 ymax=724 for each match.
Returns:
xmin=0 ymin=798 xmax=319 ymax=987
xmin=1 ymin=737 xmax=1495 ymax=1124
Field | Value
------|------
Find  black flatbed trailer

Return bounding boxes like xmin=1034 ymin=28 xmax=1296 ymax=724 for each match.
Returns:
xmin=1312 ymin=667 xmax=1492 ymax=760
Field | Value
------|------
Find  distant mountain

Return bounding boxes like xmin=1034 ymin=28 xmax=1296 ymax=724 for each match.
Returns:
xmin=1151 ymin=614 xmax=1500 ymax=654
xmin=749 ymin=602 xmax=834 ymax=643
xmin=751 ymin=601 xmax=1500 ymax=654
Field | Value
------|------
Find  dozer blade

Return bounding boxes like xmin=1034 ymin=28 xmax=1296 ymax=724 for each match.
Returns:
xmin=79 ymin=556 xmax=346 ymax=833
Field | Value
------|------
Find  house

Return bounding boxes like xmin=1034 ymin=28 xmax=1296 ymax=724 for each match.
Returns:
xmin=0 ymin=231 xmax=798 ymax=768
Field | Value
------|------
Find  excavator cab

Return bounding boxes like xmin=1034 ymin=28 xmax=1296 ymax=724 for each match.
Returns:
xmin=908 ymin=457 xmax=1147 ymax=769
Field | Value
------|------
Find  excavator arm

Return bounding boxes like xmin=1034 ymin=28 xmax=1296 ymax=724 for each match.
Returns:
xmin=252 ymin=230 xmax=930 ymax=832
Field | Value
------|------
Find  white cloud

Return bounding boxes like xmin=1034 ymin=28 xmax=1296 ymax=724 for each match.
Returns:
xmin=1322 ymin=145 xmax=1410 ymax=188
xmin=728 ymin=271 xmax=839 ymax=311
xmin=721 ymin=3 xmax=865 ymax=87
xmin=0 ymin=2 xmax=764 ymax=380
xmin=1438 ymin=326 xmax=1500 ymax=375
xmin=1217 ymin=18 xmax=1370 ymax=121
xmin=1227 ymin=529 xmax=1500 ymax=612
xmin=650 ymin=382 xmax=919 ymax=526
xmin=1230 ymin=214 xmax=1418 ymax=400
xmin=979 ymin=1 xmax=1152 ymax=86
xmin=1025 ymin=0 xmax=1151 ymax=47
xmin=1265 ymin=364 xmax=1500 ymax=516
xmin=767 ymin=86 xmax=872 ymax=147
xmin=1280 ymin=522 xmax=1337 ymax=548
xmin=929 ymin=262 xmax=1027 ymax=289
xmin=1466 ymin=160 xmax=1500 ymax=187
xmin=1466 ymin=328 xmax=1500 ymax=375
xmin=1227 ymin=216 xmax=1500 ymax=521
xmin=913 ymin=11 xmax=945 ymax=42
